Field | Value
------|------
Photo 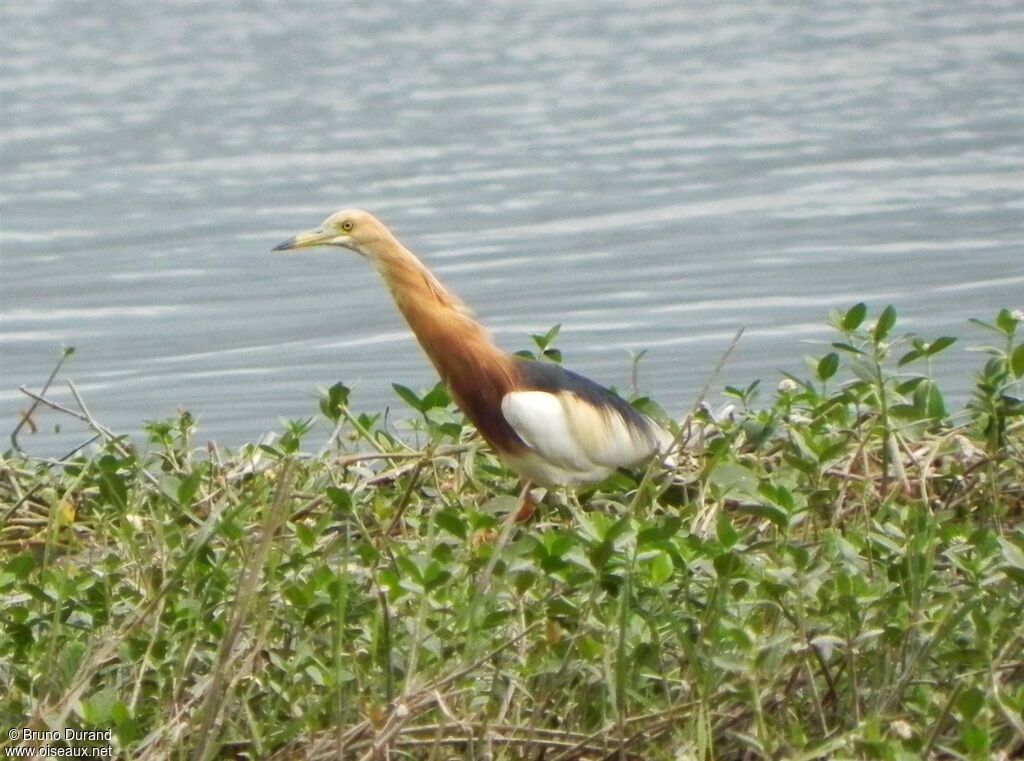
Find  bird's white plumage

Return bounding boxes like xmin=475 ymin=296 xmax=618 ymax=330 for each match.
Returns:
xmin=501 ymin=391 xmax=592 ymax=470
xmin=500 ymin=390 xmax=667 ymax=486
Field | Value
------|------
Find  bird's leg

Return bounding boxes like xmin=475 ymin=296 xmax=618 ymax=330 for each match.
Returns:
xmin=514 ymin=480 xmax=537 ymax=522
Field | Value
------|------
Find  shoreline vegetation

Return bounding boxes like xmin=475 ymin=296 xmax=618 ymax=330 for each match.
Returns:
xmin=2 ymin=304 xmax=1022 ymax=760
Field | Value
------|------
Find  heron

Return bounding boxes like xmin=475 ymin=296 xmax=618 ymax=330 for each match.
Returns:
xmin=273 ymin=209 xmax=675 ymax=500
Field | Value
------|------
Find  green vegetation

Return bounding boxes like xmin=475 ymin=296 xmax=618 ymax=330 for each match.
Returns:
xmin=2 ymin=305 xmax=1023 ymax=760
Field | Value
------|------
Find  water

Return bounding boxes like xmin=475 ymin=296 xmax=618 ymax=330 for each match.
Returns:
xmin=2 ymin=0 xmax=1023 ymax=454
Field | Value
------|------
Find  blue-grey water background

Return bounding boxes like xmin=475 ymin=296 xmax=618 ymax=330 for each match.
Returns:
xmin=2 ymin=0 xmax=1022 ymax=454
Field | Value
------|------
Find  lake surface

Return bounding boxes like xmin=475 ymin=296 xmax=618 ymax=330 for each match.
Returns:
xmin=3 ymin=0 xmax=1023 ymax=454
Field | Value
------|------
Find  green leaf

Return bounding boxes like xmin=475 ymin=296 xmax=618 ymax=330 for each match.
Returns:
xmin=320 ymin=382 xmax=351 ymax=422
xmin=1011 ymin=344 xmax=1024 ymax=378
xmin=890 ymin=403 xmax=924 ymax=422
xmin=996 ymin=308 xmax=1017 ymax=335
xmin=961 ymin=722 xmax=988 ymax=753
xmin=649 ymin=552 xmax=673 ymax=584
xmin=913 ymin=380 xmax=946 ymax=419
xmin=434 ymin=508 xmax=467 ymax=540
xmin=957 ymin=686 xmax=985 ymax=720
xmin=588 ymin=539 xmax=614 ymax=572
xmin=543 ymin=532 xmax=576 ymax=559
xmin=816 ymin=352 xmax=840 ymax=382
xmin=716 ymin=512 xmax=739 ymax=548
xmin=927 ymin=336 xmax=957 ymax=356
xmin=831 ymin=342 xmax=865 ymax=356
xmin=421 ymin=384 xmax=451 ymax=411
xmin=897 ymin=349 xmax=924 ymax=367
xmin=842 ymin=302 xmax=867 ymax=331
xmin=637 ymin=516 xmax=681 ymax=546
xmin=514 ymin=571 xmax=536 ymax=594
xmin=283 ymin=583 xmax=313 ymax=607
xmin=602 ymin=515 xmax=633 ymax=544
xmin=294 ymin=522 xmax=316 ymax=548
xmin=895 ymin=376 xmax=928 ymax=395
xmin=325 ymin=487 xmax=352 ymax=513
xmin=758 ymin=482 xmax=794 ymax=511
xmin=849 ymin=357 xmax=878 ymax=385
xmin=394 ymin=555 xmax=424 ymax=584
xmin=630 ymin=396 xmax=671 ymax=425
xmin=176 ymin=470 xmax=203 ymax=506
xmin=999 ymin=537 xmax=1024 ymax=573
xmin=873 ymin=304 xmax=896 ymax=342
xmin=482 ymin=608 xmax=514 ymax=628
xmin=713 ymin=551 xmax=740 ymax=577
xmin=708 ymin=462 xmax=758 ymax=497
xmin=736 ymin=502 xmax=790 ymax=528
xmin=391 ymin=384 xmax=423 ymax=413
xmin=80 ymin=687 xmax=120 ymax=725
xmin=5 ymin=553 xmax=37 ymax=579
xmin=902 ymin=336 xmax=957 ymax=366
xmin=533 ymin=323 xmax=561 ymax=350
xmin=787 ymin=428 xmax=819 ymax=465
xmin=98 ymin=469 xmax=128 ymax=510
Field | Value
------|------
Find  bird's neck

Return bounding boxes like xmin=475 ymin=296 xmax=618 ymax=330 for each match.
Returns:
xmin=371 ymin=241 xmax=524 ymax=451
xmin=372 ymin=241 xmax=512 ymax=385
xmin=373 ymin=241 xmax=468 ymax=321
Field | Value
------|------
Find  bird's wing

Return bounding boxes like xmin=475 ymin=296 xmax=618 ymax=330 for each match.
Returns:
xmin=501 ymin=390 xmax=658 ymax=473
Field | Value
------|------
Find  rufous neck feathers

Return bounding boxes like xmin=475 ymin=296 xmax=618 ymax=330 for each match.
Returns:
xmin=367 ymin=240 xmax=522 ymax=451
xmin=367 ymin=240 xmax=507 ymax=382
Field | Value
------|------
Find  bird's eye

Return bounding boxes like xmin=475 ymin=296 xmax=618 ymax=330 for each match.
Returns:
xmin=341 ymin=220 xmax=354 ymax=232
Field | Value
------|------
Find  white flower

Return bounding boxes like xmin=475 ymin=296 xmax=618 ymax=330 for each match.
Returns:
xmin=778 ymin=378 xmax=798 ymax=394
xmin=890 ymin=719 xmax=913 ymax=740
xmin=1011 ymin=309 xmax=1024 ymax=322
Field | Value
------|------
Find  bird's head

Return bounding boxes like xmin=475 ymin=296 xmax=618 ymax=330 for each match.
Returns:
xmin=272 ymin=208 xmax=392 ymax=258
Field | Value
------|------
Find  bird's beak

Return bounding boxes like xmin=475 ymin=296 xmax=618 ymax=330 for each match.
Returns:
xmin=272 ymin=226 xmax=335 ymax=251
